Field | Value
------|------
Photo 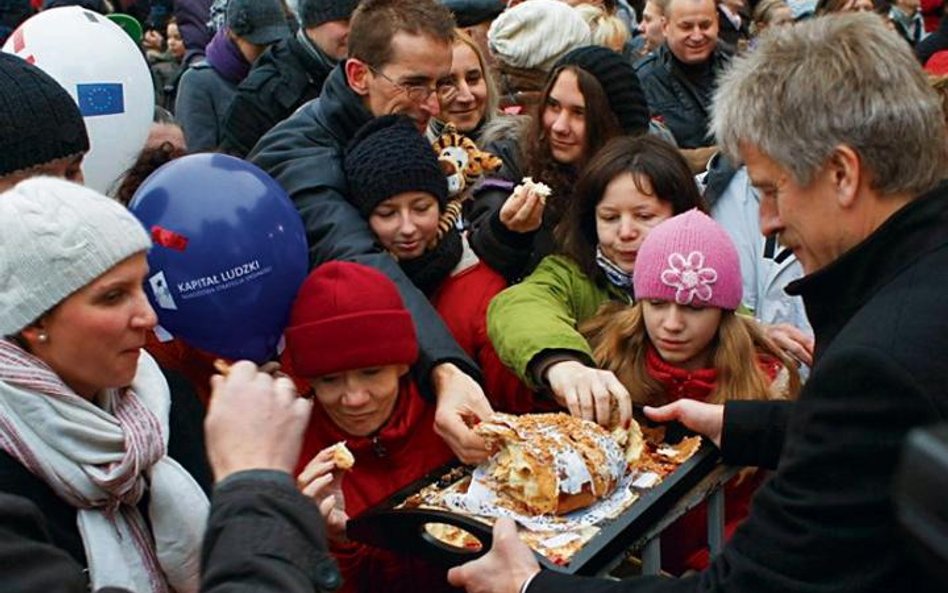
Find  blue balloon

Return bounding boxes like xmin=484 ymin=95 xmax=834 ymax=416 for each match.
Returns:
xmin=129 ymin=153 xmax=308 ymax=363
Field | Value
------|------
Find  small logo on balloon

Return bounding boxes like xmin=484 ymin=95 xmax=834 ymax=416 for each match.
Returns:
xmin=149 ymin=271 xmax=178 ymax=311
xmin=76 ymin=83 xmax=125 ymax=116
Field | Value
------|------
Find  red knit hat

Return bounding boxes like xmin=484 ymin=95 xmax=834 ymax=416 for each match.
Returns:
xmin=284 ymin=261 xmax=419 ymax=377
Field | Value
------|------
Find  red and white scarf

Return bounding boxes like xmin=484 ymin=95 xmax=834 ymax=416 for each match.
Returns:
xmin=0 ymin=339 xmax=208 ymax=593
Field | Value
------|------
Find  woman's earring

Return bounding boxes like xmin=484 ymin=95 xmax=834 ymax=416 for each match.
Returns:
xmin=37 ymin=332 xmax=48 ymax=343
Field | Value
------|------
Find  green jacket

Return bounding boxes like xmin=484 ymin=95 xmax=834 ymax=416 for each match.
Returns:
xmin=487 ymin=255 xmax=631 ymax=388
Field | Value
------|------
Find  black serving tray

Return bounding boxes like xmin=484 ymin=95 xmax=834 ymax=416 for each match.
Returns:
xmin=347 ymin=421 xmax=720 ymax=575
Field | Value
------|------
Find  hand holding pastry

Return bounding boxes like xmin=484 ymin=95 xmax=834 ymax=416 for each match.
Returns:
xmin=205 ymin=361 xmax=311 ymax=482
xmin=298 ymin=446 xmax=350 ymax=542
xmin=498 ymin=177 xmax=550 ymax=234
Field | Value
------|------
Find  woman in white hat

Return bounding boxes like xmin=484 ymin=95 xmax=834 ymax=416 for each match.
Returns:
xmin=0 ymin=177 xmax=209 ymax=593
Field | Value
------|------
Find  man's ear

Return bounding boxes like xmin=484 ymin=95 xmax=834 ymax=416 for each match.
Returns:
xmin=346 ymin=58 xmax=371 ymax=97
xmin=827 ymin=145 xmax=862 ymax=209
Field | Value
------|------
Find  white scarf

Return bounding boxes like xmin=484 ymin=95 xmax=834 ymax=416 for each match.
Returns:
xmin=0 ymin=339 xmax=208 ymax=593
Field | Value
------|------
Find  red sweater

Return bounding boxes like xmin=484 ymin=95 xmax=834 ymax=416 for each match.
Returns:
xmin=645 ymin=346 xmax=780 ymax=575
xmin=296 ymin=378 xmax=457 ymax=593
xmin=430 ymin=261 xmax=536 ymax=414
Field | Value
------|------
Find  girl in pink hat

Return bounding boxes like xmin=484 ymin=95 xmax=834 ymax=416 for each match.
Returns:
xmin=580 ymin=208 xmax=801 ymax=574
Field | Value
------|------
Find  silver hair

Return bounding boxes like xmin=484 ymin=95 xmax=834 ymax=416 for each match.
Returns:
xmin=712 ymin=13 xmax=946 ymax=195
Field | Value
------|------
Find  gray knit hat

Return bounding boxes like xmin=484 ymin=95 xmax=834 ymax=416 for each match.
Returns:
xmin=0 ymin=53 xmax=89 ymax=178
xmin=0 ymin=177 xmax=152 ymax=335
xmin=227 ymin=0 xmax=290 ymax=45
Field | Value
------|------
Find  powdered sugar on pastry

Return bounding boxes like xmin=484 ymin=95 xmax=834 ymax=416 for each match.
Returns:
xmin=519 ymin=177 xmax=551 ymax=205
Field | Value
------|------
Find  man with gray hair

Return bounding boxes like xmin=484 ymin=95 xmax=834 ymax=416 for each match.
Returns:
xmin=447 ymin=13 xmax=947 ymax=593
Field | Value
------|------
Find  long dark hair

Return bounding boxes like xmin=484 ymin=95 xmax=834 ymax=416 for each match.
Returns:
xmin=556 ymin=135 xmax=707 ymax=285
xmin=521 ymin=65 xmax=624 ymax=225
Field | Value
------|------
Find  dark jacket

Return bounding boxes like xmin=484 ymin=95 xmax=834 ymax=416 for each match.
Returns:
xmin=220 ymin=32 xmax=335 ymax=157
xmin=1 ymin=471 xmax=340 ymax=593
xmin=0 ymin=368 xmax=211 ymax=569
xmin=634 ymin=44 xmax=730 ymax=149
xmin=249 ymin=65 xmax=480 ymax=396
xmin=715 ymin=6 xmax=749 ymax=49
xmin=201 ymin=471 xmax=341 ymax=593
xmin=175 ymin=61 xmax=238 ymax=151
xmin=528 ymin=180 xmax=948 ymax=592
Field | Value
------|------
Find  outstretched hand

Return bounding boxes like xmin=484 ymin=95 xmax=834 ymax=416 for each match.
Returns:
xmin=546 ymin=360 xmax=632 ymax=428
xmin=644 ymin=399 xmax=724 ymax=448
xmin=432 ymin=363 xmax=493 ymax=464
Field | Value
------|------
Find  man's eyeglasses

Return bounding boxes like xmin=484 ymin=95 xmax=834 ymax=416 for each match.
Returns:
xmin=369 ymin=66 xmax=458 ymax=104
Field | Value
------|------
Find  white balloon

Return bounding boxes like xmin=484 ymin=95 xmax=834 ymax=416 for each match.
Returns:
xmin=2 ymin=7 xmax=154 ymax=193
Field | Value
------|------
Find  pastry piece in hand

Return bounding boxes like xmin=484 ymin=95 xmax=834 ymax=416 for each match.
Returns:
xmin=332 ymin=441 xmax=355 ymax=471
xmin=518 ymin=177 xmax=552 ymax=205
xmin=475 ymin=413 xmax=625 ymax=516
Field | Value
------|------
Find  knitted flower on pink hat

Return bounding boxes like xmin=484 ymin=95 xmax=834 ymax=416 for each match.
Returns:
xmin=633 ymin=209 xmax=742 ymax=310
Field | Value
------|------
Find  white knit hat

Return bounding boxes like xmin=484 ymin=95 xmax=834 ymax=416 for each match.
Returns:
xmin=0 ymin=177 xmax=152 ymax=335
xmin=488 ymin=0 xmax=593 ymax=72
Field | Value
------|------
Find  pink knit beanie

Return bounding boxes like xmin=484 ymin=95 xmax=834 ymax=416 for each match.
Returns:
xmin=633 ymin=209 xmax=742 ymax=310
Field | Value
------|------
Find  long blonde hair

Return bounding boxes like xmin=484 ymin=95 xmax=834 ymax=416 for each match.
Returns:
xmin=580 ymin=302 xmax=801 ymax=406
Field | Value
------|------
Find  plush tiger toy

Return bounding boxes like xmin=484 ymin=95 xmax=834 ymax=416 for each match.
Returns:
xmin=432 ymin=124 xmax=503 ymax=198
xmin=431 ymin=124 xmax=503 ymax=241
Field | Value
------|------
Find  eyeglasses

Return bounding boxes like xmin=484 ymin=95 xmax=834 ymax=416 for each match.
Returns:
xmin=369 ymin=66 xmax=458 ymax=104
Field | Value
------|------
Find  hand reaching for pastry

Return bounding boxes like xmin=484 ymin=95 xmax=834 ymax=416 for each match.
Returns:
xmin=545 ymin=361 xmax=632 ymax=428
xmin=447 ymin=518 xmax=541 ymax=593
xmin=432 ymin=363 xmax=493 ymax=464
xmin=498 ymin=183 xmax=546 ymax=234
xmin=298 ymin=446 xmax=350 ymax=542
xmin=645 ymin=399 xmax=724 ymax=448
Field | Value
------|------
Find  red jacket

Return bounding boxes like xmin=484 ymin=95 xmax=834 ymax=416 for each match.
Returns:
xmin=645 ymin=346 xmax=780 ymax=575
xmin=430 ymin=261 xmax=537 ymax=413
xmin=296 ymin=378 xmax=456 ymax=593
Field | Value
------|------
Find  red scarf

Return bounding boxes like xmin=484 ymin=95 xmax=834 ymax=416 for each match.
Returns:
xmin=645 ymin=344 xmax=783 ymax=403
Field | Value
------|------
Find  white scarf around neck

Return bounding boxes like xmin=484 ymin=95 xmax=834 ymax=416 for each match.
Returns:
xmin=0 ymin=340 xmax=208 ymax=593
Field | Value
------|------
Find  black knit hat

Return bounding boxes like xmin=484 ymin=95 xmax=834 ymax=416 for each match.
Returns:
xmin=0 ymin=53 xmax=89 ymax=177
xmin=299 ymin=0 xmax=359 ymax=27
xmin=344 ymin=114 xmax=448 ymax=218
xmin=554 ymin=46 xmax=650 ymax=136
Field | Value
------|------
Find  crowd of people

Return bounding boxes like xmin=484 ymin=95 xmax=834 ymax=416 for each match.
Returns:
xmin=0 ymin=1 xmax=946 ymax=593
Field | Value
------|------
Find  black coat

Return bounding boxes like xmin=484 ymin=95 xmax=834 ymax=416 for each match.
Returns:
xmin=634 ymin=45 xmax=730 ymax=149
xmin=219 ymin=33 xmax=335 ymax=158
xmin=1 ymin=471 xmax=340 ymax=593
xmin=249 ymin=66 xmax=481 ymax=395
xmin=529 ymin=181 xmax=948 ymax=593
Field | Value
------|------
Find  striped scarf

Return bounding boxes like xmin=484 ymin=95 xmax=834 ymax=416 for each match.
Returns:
xmin=0 ymin=339 xmax=208 ymax=593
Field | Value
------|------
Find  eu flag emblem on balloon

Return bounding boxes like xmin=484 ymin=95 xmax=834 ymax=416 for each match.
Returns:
xmin=76 ymin=83 xmax=125 ymax=116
